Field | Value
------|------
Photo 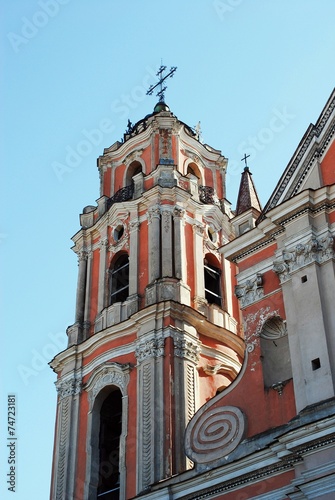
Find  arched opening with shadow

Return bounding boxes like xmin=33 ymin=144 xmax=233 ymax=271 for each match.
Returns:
xmin=260 ymin=316 xmax=292 ymax=389
xmin=97 ymin=389 xmax=122 ymax=499
xmin=186 ymin=162 xmax=202 ymax=184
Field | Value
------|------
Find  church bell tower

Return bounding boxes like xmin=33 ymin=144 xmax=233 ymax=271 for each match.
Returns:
xmin=49 ymin=69 xmax=243 ymax=500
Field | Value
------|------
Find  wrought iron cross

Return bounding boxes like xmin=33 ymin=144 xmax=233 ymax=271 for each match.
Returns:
xmin=241 ymin=153 xmax=250 ymax=168
xmin=146 ymin=64 xmax=177 ymax=102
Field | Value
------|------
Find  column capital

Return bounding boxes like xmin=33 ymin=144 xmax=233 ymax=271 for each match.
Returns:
xmin=272 ymin=233 xmax=334 ymax=283
xmin=56 ymin=375 xmax=82 ymax=400
xmin=147 ymin=205 xmax=161 ymax=224
xmin=135 ymin=335 xmax=165 ymax=363
xmin=172 ymin=331 xmax=200 ymax=364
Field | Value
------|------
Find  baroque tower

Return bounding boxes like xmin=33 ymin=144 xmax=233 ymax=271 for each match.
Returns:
xmin=50 ymin=97 xmax=243 ymax=499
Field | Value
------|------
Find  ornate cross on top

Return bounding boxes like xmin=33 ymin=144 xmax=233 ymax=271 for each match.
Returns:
xmin=241 ymin=153 xmax=250 ymax=169
xmin=146 ymin=64 xmax=177 ymax=103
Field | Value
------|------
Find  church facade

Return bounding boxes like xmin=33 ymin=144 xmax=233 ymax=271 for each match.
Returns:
xmin=50 ymin=88 xmax=335 ymax=499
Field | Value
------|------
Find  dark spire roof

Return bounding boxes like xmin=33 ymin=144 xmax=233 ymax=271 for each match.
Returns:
xmin=235 ymin=166 xmax=262 ymax=216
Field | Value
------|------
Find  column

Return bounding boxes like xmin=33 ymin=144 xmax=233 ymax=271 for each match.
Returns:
xmin=173 ymin=206 xmax=186 ymax=280
xmin=75 ymin=250 xmax=88 ymax=325
xmin=172 ymin=330 xmax=200 ymax=473
xmin=129 ymin=219 xmax=140 ymax=295
xmin=97 ymin=237 xmax=108 ymax=314
xmin=51 ymin=375 xmax=82 ymax=500
xmin=83 ymin=250 xmax=92 ymax=339
xmin=161 ymin=207 xmax=173 ymax=277
xmin=148 ymin=205 xmax=161 ymax=282
xmin=135 ymin=332 xmax=165 ymax=492
xmin=193 ymin=220 xmax=206 ymax=308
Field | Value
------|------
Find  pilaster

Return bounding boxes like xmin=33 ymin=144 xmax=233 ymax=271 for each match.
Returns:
xmin=273 ymin=231 xmax=335 ymax=411
xmin=135 ymin=332 xmax=165 ymax=492
xmin=129 ymin=218 xmax=140 ymax=295
xmin=173 ymin=206 xmax=186 ymax=281
xmin=52 ymin=374 xmax=82 ymax=500
xmin=147 ymin=205 xmax=161 ymax=282
xmin=161 ymin=207 xmax=173 ymax=277
xmin=171 ymin=330 xmax=200 ymax=472
xmin=193 ymin=220 xmax=205 ymax=308
xmin=97 ymin=236 xmax=108 ymax=313
xmin=75 ymin=250 xmax=88 ymax=325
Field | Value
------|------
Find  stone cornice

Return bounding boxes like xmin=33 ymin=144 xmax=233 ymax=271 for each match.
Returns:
xmin=222 ymin=185 xmax=335 ymax=263
xmin=50 ymin=301 xmax=245 ymax=375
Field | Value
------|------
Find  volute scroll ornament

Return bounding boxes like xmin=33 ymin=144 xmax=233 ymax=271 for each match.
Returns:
xmin=185 ymin=405 xmax=246 ymax=464
xmin=235 ymin=274 xmax=263 ymax=307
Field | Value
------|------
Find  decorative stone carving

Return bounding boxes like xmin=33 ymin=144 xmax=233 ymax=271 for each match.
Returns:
xmin=273 ymin=234 xmax=334 ymax=283
xmin=173 ymin=206 xmax=185 ymax=219
xmin=185 ymin=405 xmax=246 ymax=464
xmin=78 ymin=250 xmax=88 ymax=262
xmin=85 ymin=363 xmax=131 ymax=406
xmin=243 ymin=306 xmax=280 ymax=353
xmin=271 ymin=380 xmax=288 ymax=396
xmin=192 ymin=222 xmax=205 ymax=236
xmin=193 ymin=296 xmax=208 ymax=316
xmin=55 ymin=397 xmax=70 ymax=499
xmin=172 ymin=332 xmax=200 ymax=363
xmin=235 ymin=274 xmax=263 ymax=307
xmin=56 ymin=376 xmax=82 ymax=400
xmin=129 ymin=219 xmax=140 ymax=232
xmin=159 ymin=128 xmax=172 ymax=160
xmin=260 ymin=316 xmax=287 ymax=340
xmin=123 ymin=148 xmax=144 ymax=166
xmin=135 ymin=336 xmax=165 ymax=363
xmin=161 ymin=209 xmax=171 ymax=232
xmin=147 ymin=205 xmax=161 ymax=224
xmin=246 ymin=341 xmax=256 ymax=353
xmin=99 ymin=237 xmax=109 ymax=249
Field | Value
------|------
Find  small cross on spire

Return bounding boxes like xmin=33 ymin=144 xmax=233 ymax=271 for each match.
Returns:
xmin=146 ymin=63 xmax=177 ymax=103
xmin=241 ymin=153 xmax=250 ymax=170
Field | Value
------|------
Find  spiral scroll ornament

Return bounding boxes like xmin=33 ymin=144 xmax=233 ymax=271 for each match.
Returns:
xmin=185 ymin=406 xmax=245 ymax=464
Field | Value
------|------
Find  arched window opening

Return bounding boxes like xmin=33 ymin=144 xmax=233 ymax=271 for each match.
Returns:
xmin=126 ymin=160 xmax=142 ymax=187
xmin=187 ymin=162 xmax=201 ymax=183
xmin=204 ymin=258 xmax=222 ymax=307
xmin=260 ymin=317 xmax=292 ymax=389
xmin=97 ymin=389 xmax=122 ymax=499
xmin=109 ymin=254 xmax=129 ymax=305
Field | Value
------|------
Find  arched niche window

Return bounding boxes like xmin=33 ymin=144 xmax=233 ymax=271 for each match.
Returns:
xmin=125 ymin=160 xmax=142 ymax=186
xmin=109 ymin=254 xmax=129 ymax=305
xmin=97 ymin=389 xmax=122 ymax=499
xmin=204 ymin=256 xmax=222 ymax=307
xmin=260 ymin=316 xmax=292 ymax=389
xmin=187 ymin=162 xmax=202 ymax=184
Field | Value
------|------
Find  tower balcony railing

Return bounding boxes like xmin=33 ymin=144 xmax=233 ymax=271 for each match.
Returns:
xmin=107 ymin=184 xmax=134 ymax=209
xmin=199 ymin=185 xmax=215 ymax=204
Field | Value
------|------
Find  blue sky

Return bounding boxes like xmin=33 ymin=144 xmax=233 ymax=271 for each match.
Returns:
xmin=1 ymin=1 xmax=335 ymax=498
